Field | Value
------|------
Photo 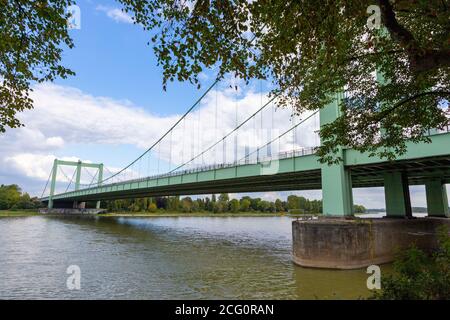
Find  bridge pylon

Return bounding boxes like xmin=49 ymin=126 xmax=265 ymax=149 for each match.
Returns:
xmin=48 ymin=159 xmax=104 ymax=209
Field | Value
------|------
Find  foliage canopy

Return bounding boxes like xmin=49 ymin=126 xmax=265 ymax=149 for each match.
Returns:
xmin=119 ymin=0 xmax=450 ymax=162
xmin=0 ymin=0 xmax=74 ymax=133
xmin=1 ymin=1 xmax=449 ymax=162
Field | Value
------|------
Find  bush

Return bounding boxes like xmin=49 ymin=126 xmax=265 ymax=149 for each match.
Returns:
xmin=148 ymin=203 xmax=157 ymax=213
xmin=372 ymin=225 xmax=450 ymax=300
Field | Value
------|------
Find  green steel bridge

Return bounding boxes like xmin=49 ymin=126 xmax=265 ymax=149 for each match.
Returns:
xmin=40 ymin=85 xmax=450 ymax=218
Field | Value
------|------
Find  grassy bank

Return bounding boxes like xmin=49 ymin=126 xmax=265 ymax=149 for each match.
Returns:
xmin=100 ymin=211 xmax=289 ymax=217
xmin=0 ymin=210 xmax=40 ymax=217
xmin=0 ymin=210 xmax=317 ymax=218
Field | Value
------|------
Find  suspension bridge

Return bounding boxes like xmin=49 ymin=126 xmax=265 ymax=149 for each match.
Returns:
xmin=39 ymin=77 xmax=450 ymax=218
xmin=38 ymin=76 xmax=450 ymax=268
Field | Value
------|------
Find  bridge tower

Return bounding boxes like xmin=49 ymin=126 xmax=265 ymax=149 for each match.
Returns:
xmin=48 ymin=159 xmax=104 ymax=209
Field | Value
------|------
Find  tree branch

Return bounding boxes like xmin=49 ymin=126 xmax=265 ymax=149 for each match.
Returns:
xmin=375 ymin=90 xmax=450 ymax=122
xmin=378 ymin=0 xmax=450 ymax=72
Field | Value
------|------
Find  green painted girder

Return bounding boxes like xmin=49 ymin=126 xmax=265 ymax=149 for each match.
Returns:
xmin=42 ymin=132 xmax=450 ymax=203
xmin=55 ymin=160 xmax=103 ymax=169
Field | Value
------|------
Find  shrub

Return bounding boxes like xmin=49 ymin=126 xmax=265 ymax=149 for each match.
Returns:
xmin=372 ymin=225 xmax=450 ymax=300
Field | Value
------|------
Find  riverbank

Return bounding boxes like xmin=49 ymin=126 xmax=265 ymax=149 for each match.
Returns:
xmin=100 ymin=212 xmax=290 ymax=217
xmin=0 ymin=210 xmax=41 ymax=217
xmin=0 ymin=210 xmax=298 ymax=218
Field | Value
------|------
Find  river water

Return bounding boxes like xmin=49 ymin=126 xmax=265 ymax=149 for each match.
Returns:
xmin=0 ymin=216 xmax=385 ymax=299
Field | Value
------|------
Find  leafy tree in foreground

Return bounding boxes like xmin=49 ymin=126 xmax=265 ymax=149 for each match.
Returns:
xmin=118 ymin=0 xmax=450 ymax=163
xmin=0 ymin=0 xmax=74 ymax=133
xmin=3 ymin=1 xmax=448 ymax=163
xmin=373 ymin=226 xmax=450 ymax=300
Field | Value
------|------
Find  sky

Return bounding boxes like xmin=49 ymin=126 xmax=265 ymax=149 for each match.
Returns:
xmin=0 ymin=0 xmax=447 ymax=209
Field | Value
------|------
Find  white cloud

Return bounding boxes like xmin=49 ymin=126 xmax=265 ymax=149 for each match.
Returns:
xmin=96 ymin=5 xmax=134 ymax=24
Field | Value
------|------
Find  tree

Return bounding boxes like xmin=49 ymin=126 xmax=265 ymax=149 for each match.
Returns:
xmin=353 ymin=204 xmax=367 ymax=214
xmin=287 ymin=195 xmax=299 ymax=210
xmin=218 ymin=193 xmax=229 ymax=202
xmin=257 ymin=200 xmax=271 ymax=212
xmin=119 ymin=0 xmax=450 ymax=162
xmin=249 ymin=197 xmax=261 ymax=211
xmin=0 ymin=0 xmax=75 ymax=133
xmin=373 ymin=226 xmax=450 ymax=300
xmin=0 ymin=184 xmax=22 ymax=209
xmin=240 ymin=198 xmax=251 ymax=212
xmin=275 ymin=199 xmax=284 ymax=212
xmin=181 ymin=197 xmax=193 ymax=212
xmin=229 ymin=199 xmax=240 ymax=213
xmin=148 ymin=202 xmax=157 ymax=213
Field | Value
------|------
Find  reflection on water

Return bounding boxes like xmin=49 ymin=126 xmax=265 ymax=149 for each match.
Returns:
xmin=0 ymin=216 xmax=386 ymax=299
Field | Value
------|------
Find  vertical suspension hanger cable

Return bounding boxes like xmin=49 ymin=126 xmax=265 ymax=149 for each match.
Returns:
xmin=214 ymin=82 xmax=218 ymax=165
xmin=182 ymin=117 xmax=186 ymax=165
xmin=169 ymin=129 xmax=173 ymax=171
xmin=191 ymin=113 xmax=195 ymax=169
xmin=157 ymin=142 xmax=161 ymax=175
xmin=292 ymin=114 xmax=296 ymax=157
xmin=147 ymin=145 xmax=151 ymax=177
xmin=234 ymin=80 xmax=238 ymax=164
xmin=315 ymin=111 xmax=318 ymax=146
xmin=138 ymin=152 xmax=141 ymax=179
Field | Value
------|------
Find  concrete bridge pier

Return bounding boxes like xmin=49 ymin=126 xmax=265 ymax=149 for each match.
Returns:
xmin=292 ymin=167 xmax=449 ymax=269
xmin=73 ymin=201 xmax=86 ymax=209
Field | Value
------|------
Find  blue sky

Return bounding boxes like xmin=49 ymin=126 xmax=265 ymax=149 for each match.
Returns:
xmin=61 ymin=0 xmax=203 ymax=113
xmin=0 ymin=0 xmax=447 ymax=209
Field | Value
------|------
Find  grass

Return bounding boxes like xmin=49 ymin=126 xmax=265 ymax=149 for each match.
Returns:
xmin=0 ymin=209 xmax=318 ymax=218
xmin=0 ymin=210 xmax=40 ymax=217
xmin=100 ymin=211 xmax=289 ymax=217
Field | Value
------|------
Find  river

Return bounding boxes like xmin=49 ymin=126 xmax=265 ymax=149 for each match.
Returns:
xmin=0 ymin=216 xmax=386 ymax=299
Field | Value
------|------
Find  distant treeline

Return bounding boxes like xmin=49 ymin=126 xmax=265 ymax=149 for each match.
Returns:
xmin=0 ymin=184 xmax=367 ymax=214
xmin=366 ymin=207 xmax=435 ymax=213
xmin=105 ymin=194 xmax=367 ymax=214
xmin=0 ymin=184 xmax=42 ymax=210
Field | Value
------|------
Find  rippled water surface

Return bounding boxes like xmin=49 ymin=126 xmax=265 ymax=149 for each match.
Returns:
xmin=0 ymin=216 xmax=381 ymax=299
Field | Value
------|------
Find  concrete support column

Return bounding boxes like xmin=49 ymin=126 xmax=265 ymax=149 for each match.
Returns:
xmin=96 ymin=163 xmax=104 ymax=209
xmin=48 ymin=159 xmax=58 ymax=209
xmin=321 ymin=162 xmax=354 ymax=216
xmin=425 ymin=179 xmax=449 ymax=217
xmin=384 ymin=171 xmax=412 ymax=217
xmin=319 ymin=91 xmax=353 ymax=216
xmin=72 ymin=201 xmax=86 ymax=209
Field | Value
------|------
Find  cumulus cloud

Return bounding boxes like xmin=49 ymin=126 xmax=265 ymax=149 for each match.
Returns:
xmin=96 ymin=5 xmax=134 ymax=24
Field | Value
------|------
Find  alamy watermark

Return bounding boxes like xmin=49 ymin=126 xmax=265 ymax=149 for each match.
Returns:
xmin=366 ymin=265 xmax=381 ymax=290
xmin=66 ymin=265 xmax=81 ymax=290
xmin=366 ymin=5 xmax=381 ymax=30
xmin=67 ymin=5 xmax=81 ymax=30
